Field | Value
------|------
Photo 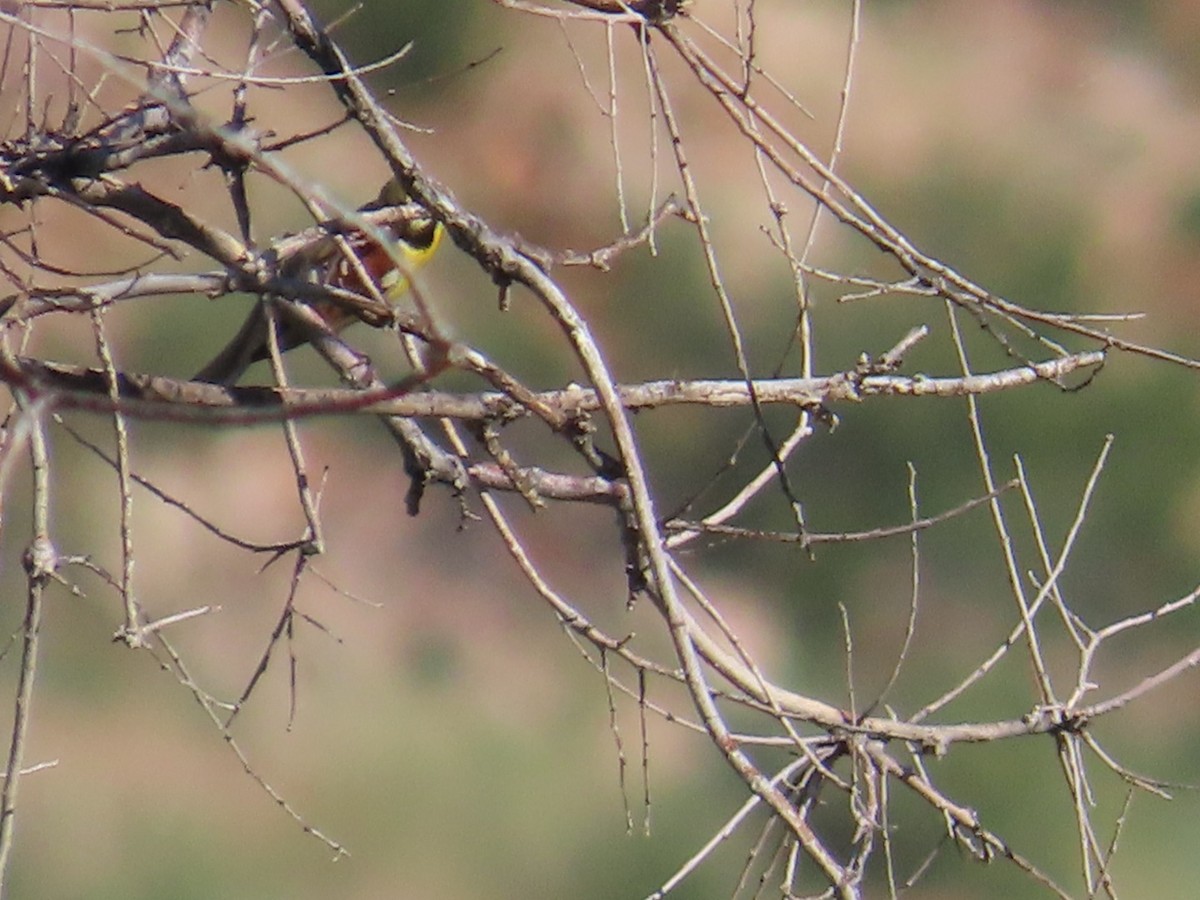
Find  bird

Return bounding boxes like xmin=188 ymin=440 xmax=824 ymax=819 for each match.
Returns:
xmin=192 ymin=179 xmax=443 ymax=385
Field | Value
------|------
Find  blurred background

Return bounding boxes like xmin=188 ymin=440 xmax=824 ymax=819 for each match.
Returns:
xmin=5 ymin=0 xmax=1200 ymax=896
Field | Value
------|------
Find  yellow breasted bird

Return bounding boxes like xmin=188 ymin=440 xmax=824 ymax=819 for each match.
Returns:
xmin=193 ymin=179 xmax=443 ymax=385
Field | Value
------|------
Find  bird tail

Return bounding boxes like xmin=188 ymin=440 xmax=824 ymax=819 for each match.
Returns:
xmin=191 ymin=305 xmax=269 ymax=385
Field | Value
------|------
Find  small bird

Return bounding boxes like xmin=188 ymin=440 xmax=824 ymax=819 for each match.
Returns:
xmin=193 ymin=179 xmax=443 ymax=385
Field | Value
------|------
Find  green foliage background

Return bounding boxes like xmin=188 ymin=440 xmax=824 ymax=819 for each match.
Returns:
xmin=8 ymin=1 xmax=1200 ymax=897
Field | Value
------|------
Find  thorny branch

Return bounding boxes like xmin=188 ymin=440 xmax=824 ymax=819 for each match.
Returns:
xmin=0 ymin=2 xmax=1197 ymax=898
